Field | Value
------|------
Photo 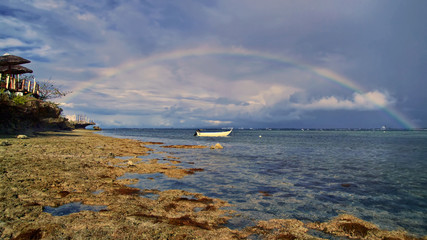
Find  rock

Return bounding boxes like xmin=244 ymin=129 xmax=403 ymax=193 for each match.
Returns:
xmin=17 ymin=135 xmax=28 ymax=139
xmin=210 ymin=143 xmax=223 ymax=149
xmin=0 ymin=141 xmax=11 ymax=146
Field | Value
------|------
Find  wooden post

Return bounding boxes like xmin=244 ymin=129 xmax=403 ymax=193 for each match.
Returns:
xmin=13 ymin=76 xmax=16 ymax=90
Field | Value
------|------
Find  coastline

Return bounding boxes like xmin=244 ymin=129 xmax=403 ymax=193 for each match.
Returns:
xmin=0 ymin=130 xmax=424 ymax=239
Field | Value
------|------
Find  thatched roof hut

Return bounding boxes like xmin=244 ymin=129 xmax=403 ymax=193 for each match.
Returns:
xmin=0 ymin=54 xmax=31 ymax=66
xmin=0 ymin=65 xmax=33 ymax=74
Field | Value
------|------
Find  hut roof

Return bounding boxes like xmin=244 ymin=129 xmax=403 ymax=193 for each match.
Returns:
xmin=0 ymin=54 xmax=31 ymax=66
xmin=0 ymin=65 xmax=33 ymax=74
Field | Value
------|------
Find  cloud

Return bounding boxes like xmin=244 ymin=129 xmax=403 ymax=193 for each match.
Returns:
xmin=1 ymin=0 xmax=424 ymax=128
xmin=204 ymin=120 xmax=233 ymax=125
xmin=0 ymin=38 xmax=27 ymax=48
xmin=32 ymin=0 xmax=66 ymax=10
xmin=292 ymin=91 xmax=394 ymax=111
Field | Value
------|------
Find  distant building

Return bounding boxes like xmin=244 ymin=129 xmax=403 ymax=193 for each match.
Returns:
xmin=65 ymin=114 xmax=94 ymax=124
xmin=65 ymin=114 xmax=96 ymax=129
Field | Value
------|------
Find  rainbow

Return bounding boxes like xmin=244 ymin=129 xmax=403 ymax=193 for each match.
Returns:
xmin=62 ymin=46 xmax=417 ymax=129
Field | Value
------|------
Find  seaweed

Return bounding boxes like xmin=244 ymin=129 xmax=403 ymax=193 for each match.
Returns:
xmin=339 ymin=222 xmax=369 ymax=237
xmin=276 ymin=233 xmax=297 ymax=240
xmin=58 ymin=191 xmax=70 ymax=198
xmin=112 ymin=187 xmax=140 ymax=195
xmin=259 ymin=191 xmax=272 ymax=196
xmin=12 ymin=229 xmax=42 ymax=240
xmin=202 ymin=205 xmax=217 ymax=211
xmin=164 ymin=203 xmax=178 ymax=211
xmin=169 ymin=215 xmax=211 ymax=230
xmin=185 ymin=168 xmax=204 ymax=174
xmin=132 ymin=213 xmax=163 ymax=223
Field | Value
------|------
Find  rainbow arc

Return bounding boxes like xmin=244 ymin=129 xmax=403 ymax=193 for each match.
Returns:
xmin=62 ymin=47 xmax=417 ymax=129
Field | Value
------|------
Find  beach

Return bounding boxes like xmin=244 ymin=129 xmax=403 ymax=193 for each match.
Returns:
xmin=1 ymin=130 xmax=425 ymax=239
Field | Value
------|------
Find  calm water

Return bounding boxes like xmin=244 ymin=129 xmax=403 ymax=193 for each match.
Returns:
xmin=99 ymin=129 xmax=427 ymax=236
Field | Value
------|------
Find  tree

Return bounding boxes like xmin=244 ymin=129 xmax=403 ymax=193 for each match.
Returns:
xmin=38 ymin=80 xmax=72 ymax=100
xmin=21 ymin=75 xmax=71 ymax=100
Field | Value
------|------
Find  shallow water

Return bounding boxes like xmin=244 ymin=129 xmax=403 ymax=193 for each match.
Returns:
xmin=101 ymin=129 xmax=427 ymax=236
xmin=44 ymin=202 xmax=107 ymax=216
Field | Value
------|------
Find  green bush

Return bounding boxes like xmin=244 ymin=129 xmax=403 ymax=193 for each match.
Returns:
xmin=12 ymin=95 xmax=29 ymax=105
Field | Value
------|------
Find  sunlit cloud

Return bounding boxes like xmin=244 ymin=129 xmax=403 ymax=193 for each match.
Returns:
xmin=292 ymin=91 xmax=393 ymax=111
xmin=204 ymin=120 xmax=233 ymax=125
xmin=0 ymin=38 xmax=26 ymax=48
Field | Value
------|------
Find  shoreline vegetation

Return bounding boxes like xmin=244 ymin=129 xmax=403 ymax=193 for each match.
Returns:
xmin=0 ymin=130 xmax=425 ymax=239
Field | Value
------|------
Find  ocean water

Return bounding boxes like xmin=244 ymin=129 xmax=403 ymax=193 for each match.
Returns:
xmin=99 ymin=129 xmax=427 ymax=236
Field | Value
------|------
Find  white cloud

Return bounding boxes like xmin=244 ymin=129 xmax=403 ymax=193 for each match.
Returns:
xmin=204 ymin=120 xmax=233 ymax=125
xmin=32 ymin=0 xmax=65 ymax=10
xmin=292 ymin=91 xmax=393 ymax=111
xmin=0 ymin=38 xmax=26 ymax=48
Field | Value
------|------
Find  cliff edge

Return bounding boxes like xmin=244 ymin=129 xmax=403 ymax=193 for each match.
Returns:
xmin=0 ymin=94 xmax=73 ymax=134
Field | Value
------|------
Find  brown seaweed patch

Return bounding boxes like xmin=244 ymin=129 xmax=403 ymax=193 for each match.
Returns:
xmin=185 ymin=168 xmax=204 ymax=174
xmin=58 ymin=191 xmax=70 ymax=198
xmin=144 ymin=142 xmax=164 ymax=145
xmin=112 ymin=187 xmax=140 ymax=195
xmin=164 ymin=203 xmax=178 ymax=211
xmin=24 ymin=202 xmax=41 ymax=207
xmin=202 ymin=205 xmax=217 ymax=211
xmin=276 ymin=233 xmax=297 ymax=240
xmin=382 ymin=236 xmax=421 ymax=240
xmin=12 ymin=229 xmax=43 ymax=240
xmin=339 ymin=222 xmax=369 ymax=237
xmin=259 ymin=191 xmax=272 ymax=196
xmin=161 ymin=145 xmax=207 ymax=149
xmin=169 ymin=215 xmax=211 ymax=230
xmin=132 ymin=213 xmax=163 ymax=223
xmin=245 ymin=219 xmax=311 ymax=240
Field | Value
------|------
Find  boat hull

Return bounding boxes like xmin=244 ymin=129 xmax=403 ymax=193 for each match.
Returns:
xmin=196 ymin=129 xmax=232 ymax=137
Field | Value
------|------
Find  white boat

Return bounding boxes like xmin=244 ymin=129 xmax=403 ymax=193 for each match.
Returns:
xmin=194 ymin=129 xmax=232 ymax=137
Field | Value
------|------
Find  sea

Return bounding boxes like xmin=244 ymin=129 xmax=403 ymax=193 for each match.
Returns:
xmin=98 ymin=129 xmax=427 ymax=237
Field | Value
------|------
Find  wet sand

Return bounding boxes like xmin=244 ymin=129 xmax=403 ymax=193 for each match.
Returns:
xmin=0 ymin=130 xmax=424 ymax=239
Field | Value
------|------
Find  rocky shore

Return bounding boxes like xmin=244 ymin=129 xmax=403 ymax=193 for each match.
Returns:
xmin=0 ymin=130 xmax=425 ymax=239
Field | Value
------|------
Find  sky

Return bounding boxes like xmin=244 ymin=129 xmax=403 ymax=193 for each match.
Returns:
xmin=1 ymin=0 xmax=426 ymax=129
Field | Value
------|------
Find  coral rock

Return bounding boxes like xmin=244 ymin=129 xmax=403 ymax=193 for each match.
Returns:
xmin=210 ymin=143 xmax=223 ymax=149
